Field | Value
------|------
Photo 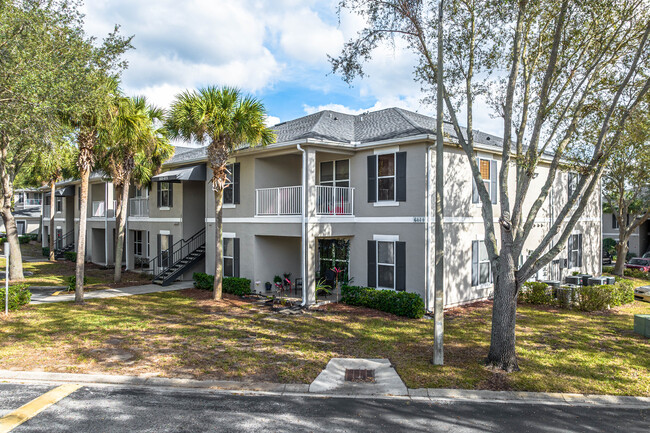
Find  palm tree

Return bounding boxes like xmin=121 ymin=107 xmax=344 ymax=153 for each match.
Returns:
xmin=20 ymin=139 xmax=76 ymax=261
xmin=99 ymin=95 xmax=173 ymax=282
xmin=166 ymin=86 xmax=274 ymax=300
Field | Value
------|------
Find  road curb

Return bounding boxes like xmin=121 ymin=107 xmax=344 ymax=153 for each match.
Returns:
xmin=1 ymin=370 xmax=649 ymax=408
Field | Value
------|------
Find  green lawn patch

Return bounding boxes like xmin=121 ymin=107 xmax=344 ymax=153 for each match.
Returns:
xmin=0 ymin=289 xmax=648 ymax=395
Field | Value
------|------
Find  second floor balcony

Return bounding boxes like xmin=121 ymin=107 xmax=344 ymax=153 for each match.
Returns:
xmin=17 ymin=198 xmax=42 ymax=208
xmin=129 ymin=197 xmax=149 ymax=217
xmin=254 ymin=185 xmax=354 ymax=216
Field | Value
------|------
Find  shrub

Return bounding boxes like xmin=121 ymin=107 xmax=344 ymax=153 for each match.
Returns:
xmin=18 ymin=235 xmax=30 ymax=244
xmin=64 ymin=251 xmax=77 ymax=262
xmin=519 ymin=282 xmax=553 ymax=305
xmin=574 ymin=280 xmax=635 ymax=311
xmin=42 ymin=247 xmax=50 ymax=257
xmin=192 ymin=273 xmax=252 ymax=296
xmin=602 ymin=266 xmax=614 ymax=274
xmin=223 ymin=277 xmax=252 ymax=296
xmin=341 ymin=285 xmax=425 ymax=319
xmin=67 ymin=275 xmax=87 ymax=292
xmin=603 ymin=238 xmax=617 ymax=255
xmin=623 ymin=268 xmax=650 ymax=280
xmin=0 ymin=283 xmax=31 ymax=311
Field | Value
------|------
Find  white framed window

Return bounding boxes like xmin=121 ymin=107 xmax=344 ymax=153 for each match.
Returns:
xmin=612 ymin=214 xmax=619 ymax=229
xmin=223 ymin=237 xmax=234 ymax=277
xmin=223 ymin=163 xmax=235 ymax=205
xmin=56 ymin=197 xmax=62 ymax=213
xmin=472 ymin=158 xmax=497 ymax=204
xmin=133 ymin=230 xmax=144 ymax=256
xmin=377 ymin=153 xmax=395 ymax=202
xmin=568 ymin=233 xmax=583 ymax=268
xmin=472 ymin=240 xmax=492 ymax=287
xmin=320 ymin=160 xmax=350 ymax=188
xmin=158 ymin=182 xmax=171 ymax=208
xmin=377 ymin=240 xmax=395 ymax=289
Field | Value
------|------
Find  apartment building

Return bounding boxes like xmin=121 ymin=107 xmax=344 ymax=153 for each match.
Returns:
xmin=1 ymin=188 xmax=43 ymax=236
xmin=40 ymin=108 xmax=602 ymax=309
xmin=601 ymin=212 xmax=650 ymax=257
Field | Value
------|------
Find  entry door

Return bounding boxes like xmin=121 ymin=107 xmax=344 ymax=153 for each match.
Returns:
xmin=55 ymin=228 xmax=63 ymax=249
xmin=16 ymin=221 xmax=25 ymax=235
xmin=158 ymin=234 xmax=173 ymax=269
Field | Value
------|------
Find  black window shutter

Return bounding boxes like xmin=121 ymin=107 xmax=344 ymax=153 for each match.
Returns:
xmin=157 ymin=234 xmax=161 ymax=266
xmin=490 ymin=160 xmax=497 ymax=204
xmin=471 ymin=241 xmax=479 ymax=286
xmin=396 ymin=152 xmax=407 ymax=202
xmin=157 ymin=182 xmax=161 ymax=208
xmin=568 ymin=235 xmax=574 ymax=268
xmin=472 ymin=178 xmax=479 ymax=203
xmin=233 ymin=163 xmax=240 ymax=204
xmin=578 ymin=234 xmax=583 ymax=268
xmin=367 ymin=240 xmax=377 ymax=287
xmin=168 ymin=183 xmax=173 ymax=208
xmin=612 ymin=214 xmax=617 ymax=229
xmin=234 ymin=237 xmax=240 ymax=278
xmin=395 ymin=241 xmax=406 ymax=291
xmin=367 ymin=155 xmax=377 ymax=203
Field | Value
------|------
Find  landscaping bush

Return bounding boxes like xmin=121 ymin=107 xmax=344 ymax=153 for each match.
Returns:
xmin=602 ymin=266 xmax=614 ymax=274
xmin=519 ymin=282 xmax=553 ymax=305
xmin=624 ymin=268 xmax=650 ymax=280
xmin=573 ymin=280 xmax=635 ymax=311
xmin=64 ymin=251 xmax=77 ymax=262
xmin=341 ymin=285 xmax=425 ymax=319
xmin=67 ymin=275 xmax=87 ymax=292
xmin=42 ymin=247 xmax=50 ymax=257
xmin=18 ymin=235 xmax=30 ymax=244
xmin=192 ymin=273 xmax=252 ymax=296
xmin=0 ymin=283 xmax=31 ymax=311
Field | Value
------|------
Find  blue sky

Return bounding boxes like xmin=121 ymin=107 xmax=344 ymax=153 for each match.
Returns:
xmin=81 ymin=0 xmax=499 ymax=136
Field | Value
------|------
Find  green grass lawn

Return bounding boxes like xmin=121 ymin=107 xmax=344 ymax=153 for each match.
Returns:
xmin=1 ymin=288 xmax=648 ymax=395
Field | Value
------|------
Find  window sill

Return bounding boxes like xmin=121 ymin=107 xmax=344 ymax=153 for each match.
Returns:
xmin=222 ymin=204 xmax=236 ymax=209
xmin=373 ymin=201 xmax=399 ymax=207
xmin=159 ymin=207 xmax=171 ymax=211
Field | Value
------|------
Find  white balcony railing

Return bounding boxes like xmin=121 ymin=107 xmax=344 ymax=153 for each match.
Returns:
xmin=256 ymin=186 xmax=302 ymax=215
xmin=19 ymin=198 xmax=42 ymax=207
xmin=129 ymin=197 xmax=149 ymax=217
xmin=92 ymin=201 xmax=105 ymax=217
xmin=316 ymin=185 xmax=354 ymax=215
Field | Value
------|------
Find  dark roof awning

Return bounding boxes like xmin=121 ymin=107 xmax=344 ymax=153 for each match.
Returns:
xmin=152 ymin=164 xmax=206 ymax=182
xmin=45 ymin=185 xmax=75 ymax=197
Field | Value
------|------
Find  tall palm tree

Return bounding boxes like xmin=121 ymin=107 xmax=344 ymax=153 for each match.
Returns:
xmin=99 ymin=95 xmax=173 ymax=282
xmin=166 ymin=86 xmax=274 ymax=300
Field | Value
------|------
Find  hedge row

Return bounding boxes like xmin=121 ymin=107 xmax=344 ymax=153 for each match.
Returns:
xmin=602 ymin=266 xmax=650 ymax=280
xmin=0 ymin=283 xmax=31 ymax=311
xmin=519 ymin=280 xmax=635 ymax=311
xmin=341 ymin=285 xmax=425 ymax=319
xmin=192 ymin=272 xmax=252 ymax=296
xmin=0 ymin=234 xmax=36 ymax=245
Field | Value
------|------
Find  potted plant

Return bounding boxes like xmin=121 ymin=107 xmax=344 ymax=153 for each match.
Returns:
xmin=273 ymin=275 xmax=282 ymax=290
xmin=265 ymin=281 xmax=272 ymax=291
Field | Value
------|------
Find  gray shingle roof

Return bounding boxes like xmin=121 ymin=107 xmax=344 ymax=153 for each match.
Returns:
xmin=166 ymin=107 xmax=509 ymax=165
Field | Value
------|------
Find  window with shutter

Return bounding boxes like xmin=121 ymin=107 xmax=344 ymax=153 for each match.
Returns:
xmin=472 ymin=158 xmax=498 ymax=204
xmin=223 ymin=164 xmax=235 ymax=205
xmin=471 ymin=240 xmax=492 ymax=286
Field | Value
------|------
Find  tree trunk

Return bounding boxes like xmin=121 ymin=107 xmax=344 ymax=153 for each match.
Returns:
xmin=486 ymin=239 xmax=520 ymax=372
xmin=614 ymin=241 xmax=628 ymax=276
xmin=49 ymin=181 xmax=56 ymax=261
xmin=75 ymin=167 xmax=90 ymax=304
xmin=0 ymin=171 xmax=23 ymax=280
xmin=213 ymin=187 xmax=223 ymax=300
xmin=114 ymin=181 xmax=130 ymax=283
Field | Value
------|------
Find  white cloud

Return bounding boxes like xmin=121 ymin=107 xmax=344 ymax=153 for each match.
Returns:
xmin=265 ymin=116 xmax=281 ymax=127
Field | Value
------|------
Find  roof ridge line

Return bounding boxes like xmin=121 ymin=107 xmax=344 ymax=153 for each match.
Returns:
xmin=392 ymin=107 xmax=430 ymax=135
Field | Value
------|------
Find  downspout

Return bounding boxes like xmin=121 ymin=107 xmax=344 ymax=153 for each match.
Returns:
xmin=104 ymin=182 xmax=109 ymax=267
xmin=297 ymin=144 xmax=307 ymax=306
xmin=426 ymin=145 xmax=432 ymax=312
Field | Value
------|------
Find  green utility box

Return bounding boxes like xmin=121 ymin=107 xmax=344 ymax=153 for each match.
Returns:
xmin=633 ymin=315 xmax=650 ymax=338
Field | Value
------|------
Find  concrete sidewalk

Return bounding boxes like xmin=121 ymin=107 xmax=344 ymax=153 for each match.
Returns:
xmin=29 ymin=281 xmax=193 ymax=304
xmin=1 ymin=370 xmax=648 ymax=408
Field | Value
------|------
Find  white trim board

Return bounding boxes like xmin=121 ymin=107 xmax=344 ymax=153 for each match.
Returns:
xmin=128 ymin=217 xmax=182 ymax=223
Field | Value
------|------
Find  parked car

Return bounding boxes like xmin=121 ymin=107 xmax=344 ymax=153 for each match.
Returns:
xmin=642 ymin=251 xmax=650 ymax=259
xmin=625 ymin=257 xmax=650 ymax=272
xmin=603 ymin=251 xmax=612 ymax=265
xmin=634 ymin=285 xmax=650 ymax=302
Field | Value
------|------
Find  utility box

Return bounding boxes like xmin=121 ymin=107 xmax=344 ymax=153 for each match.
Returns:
xmin=579 ymin=274 xmax=592 ymax=286
xmin=634 ymin=315 xmax=650 ymax=338
xmin=588 ymin=277 xmax=608 ymax=286
xmin=605 ymin=276 xmax=616 ymax=285
xmin=542 ymin=280 xmax=561 ymax=288
xmin=565 ymin=276 xmax=581 ymax=285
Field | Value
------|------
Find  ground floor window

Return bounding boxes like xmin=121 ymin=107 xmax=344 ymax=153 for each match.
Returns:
xmin=223 ymin=238 xmax=234 ymax=277
xmin=318 ymin=239 xmax=350 ymax=283
xmin=134 ymin=230 xmax=144 ymax=256
xmin=377 ymin=241 xmax=395 ymax=289
xmin=568 ymin=233 xmax=583 ymax=268
xmin=472 ymin=240 xmax=492 ymax=286
xmin=16 ymin=221 xmax=25 ymax=235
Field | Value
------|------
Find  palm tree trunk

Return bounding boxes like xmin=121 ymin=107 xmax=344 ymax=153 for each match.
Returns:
xmin=75 ymin=166 xmax=90 ymax=304
xmin=213 ymin=187 xmax=223 ymax=300
xmin=49 ymin=181 xmax=56 ymax=261
xmin=114 ymin=181 xmax=130 ymax=283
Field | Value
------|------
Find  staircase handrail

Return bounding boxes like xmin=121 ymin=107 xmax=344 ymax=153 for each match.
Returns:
xmin=143 ymin=227 xmax=206 ymax=279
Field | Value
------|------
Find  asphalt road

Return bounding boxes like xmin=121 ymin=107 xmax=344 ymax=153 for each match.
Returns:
xmin=1 ymin=383 xmax=647 ymax=432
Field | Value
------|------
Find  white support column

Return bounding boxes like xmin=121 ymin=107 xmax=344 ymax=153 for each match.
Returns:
xmin=305 ymin=147 xmax=317 ymax=305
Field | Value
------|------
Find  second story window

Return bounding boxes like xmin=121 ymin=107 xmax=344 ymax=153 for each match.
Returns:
xmin=568 ymin=233 xmax=583 ymax=268
xmin=157 ymin=182 xmax=173 ymax=208
xmin=472 ymin=158 xmax=497 ymax=204
xmin=377 ymin=154 xmax=395 ymax=201
xmin=56 ymin=197 xmax=62 ymax=213
xmin=222 ymin=163 xmax=240 ymax=205
xmin=320 ymin=160 xmax=350 ymax=188
xmin=568 ymin=172 xmax=580 ymax=199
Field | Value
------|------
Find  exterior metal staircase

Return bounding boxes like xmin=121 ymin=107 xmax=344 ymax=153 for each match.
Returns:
xmin=150 ymin=228 xmax=206 ymax=286
xmin=54 ymin=230 xmax=75 ymax=259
